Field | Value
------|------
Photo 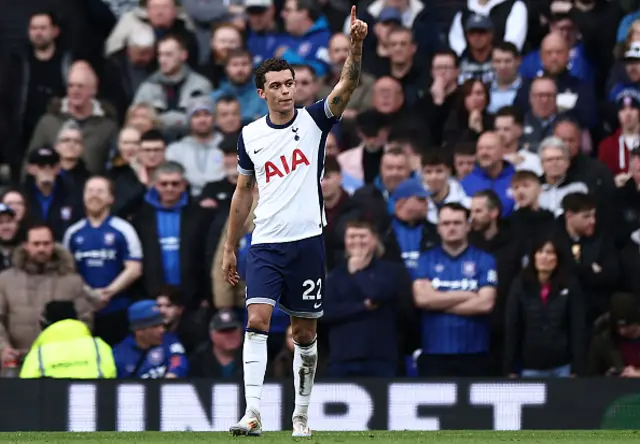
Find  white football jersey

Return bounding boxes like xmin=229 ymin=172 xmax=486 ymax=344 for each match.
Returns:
xmin=237 ymin=98 xmax=340 ymax=244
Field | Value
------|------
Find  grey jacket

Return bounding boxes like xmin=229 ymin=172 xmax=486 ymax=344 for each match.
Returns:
xmin=133 ymin=67 xmax=212 ymax=139
xmin=166 ymin=134 xmax=225 ymax=196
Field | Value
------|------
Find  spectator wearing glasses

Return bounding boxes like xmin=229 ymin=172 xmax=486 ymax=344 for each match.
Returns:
xmin=53 ymin=121 xmax=91 ymax=191
xmin=133 ymin=161 xmax=210 ymax=311
xmin=521 ymin=76 xmax=568 ymax=152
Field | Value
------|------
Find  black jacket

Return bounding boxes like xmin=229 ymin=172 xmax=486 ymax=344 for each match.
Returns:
xmin=507 ymin=207 xmax=556 ymax=262
xmin=112 ymin=166 xmax=146 ymax=220
xmin=504 ymin=275 xmax=587 ymax=375
xmin=325 ymin=190 xmax=361 ymax=270
xmin=352 ymin=184 xmax=392 ymax=238
xmin=615 ymin=178 xmax=640 ymax=242
xmin=188 ymin=343 xmax=242 ymax=378
xmin=553 ymin=220 xmax=620 ymax=321
xmin=23 ymin=174 xmax=83 ymax=241
xmin=132 ymin=198 xmax=212 ymax=309
xmin=62 ymin=160 xmax=91 ymax=192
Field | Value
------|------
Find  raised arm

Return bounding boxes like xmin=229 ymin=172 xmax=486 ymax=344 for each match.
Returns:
xmin=327 ymin=6 xmax=368 ymax=118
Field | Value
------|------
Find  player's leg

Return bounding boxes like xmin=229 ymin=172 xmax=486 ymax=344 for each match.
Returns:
xmin=290 ymin=316 xmax=318 ymax=437
xmin=230 ymin=245 xmax=283 ymax=437
xmin=278 ymin=234 xmax=325 ymax=437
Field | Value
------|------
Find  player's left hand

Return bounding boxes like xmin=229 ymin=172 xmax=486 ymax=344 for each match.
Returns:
xmin=222 ymin=248 xmax=240 ymax=286
xmin=349 ymin=6 xmax=368 ymax=43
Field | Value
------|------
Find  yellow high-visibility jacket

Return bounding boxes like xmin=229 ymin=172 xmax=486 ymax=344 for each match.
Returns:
xmin=20 ymin=319 xmax=116 ymax=379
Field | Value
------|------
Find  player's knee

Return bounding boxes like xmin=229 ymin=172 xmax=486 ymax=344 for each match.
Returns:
xmin=246 ymin=305 xmax=272 ymax=332
xmin=291 ymin=324 xmax=316 ymax=346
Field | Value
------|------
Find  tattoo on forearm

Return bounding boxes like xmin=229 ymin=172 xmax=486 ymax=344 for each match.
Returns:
xmin=341 ymin=45 xmax=362 ymax=88
xmin=331 ymin=96 xmax=342 ymax=105
xmin=244 ymin=176 xmax=255 ymax=189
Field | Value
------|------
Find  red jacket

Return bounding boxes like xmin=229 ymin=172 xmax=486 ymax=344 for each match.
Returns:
xmin=598 ymin=129 xmax=640 ymax=175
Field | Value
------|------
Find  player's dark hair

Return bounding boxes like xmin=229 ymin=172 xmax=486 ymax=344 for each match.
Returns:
xmin=226 ymin=48 xmax=252 ymax=64
xmin=157 ymin=33 xmax=187 ymax=50
xmin=140 ymin=129 xmax=166 ymax=145
xmin=421 ymin=150 xmax=452 ymax=169
xmin=453 ymin=141 xmax=476 ymax=156
xmin=86 ymin=175 xmax=115 ymax=197
xmin=473 ymin=189 xmax=503 ymax=219
xmin=495 ymin=105 xmax=524 ymax=126
xmin=291 ymin=64 xmax=318 ymax=79
xmin=155 ymin=284 xmax=184 ymax=307
xmin=562 ymin=192 xmax=596 ymax=213
xmin=254 ymin=58 xmax=295 ymax=89
xmin=439 ymin=202 xmax=470 ymax=219
xmin=511 ymin=170 xmax=541 ymax=185
xmin=493 ymin=41 xmax=520 ymax=57
xmin=324 ymin=156 xmax=341 ymax=175
xmin=432 ymin=48 xmax=460 ymax=68
xmin=31 ymin=10 xmax=59 ymax=27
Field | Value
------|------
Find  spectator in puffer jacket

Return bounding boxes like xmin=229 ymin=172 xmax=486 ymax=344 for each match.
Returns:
xmin=133 ymin=35 xmax=212 ymax=142
xmin=461 ymin=131 xmax=516 ymax=217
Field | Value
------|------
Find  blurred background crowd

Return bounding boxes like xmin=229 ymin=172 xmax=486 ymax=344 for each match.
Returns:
xmin=1 ymin=0 xmax=640 ymax=379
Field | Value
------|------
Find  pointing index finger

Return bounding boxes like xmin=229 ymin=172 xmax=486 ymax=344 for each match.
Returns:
xmin=351 ymin=5 xmax=356 ymax=25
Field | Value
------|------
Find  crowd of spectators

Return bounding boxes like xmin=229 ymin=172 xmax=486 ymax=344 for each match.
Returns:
xmin=2 ymin=0 xmax=640 ymax=379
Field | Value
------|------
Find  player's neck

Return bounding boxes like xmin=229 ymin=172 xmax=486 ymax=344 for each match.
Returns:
xmin=87 ymin=211 xmax=109 ymax=227
xmin=268 ymin=109 xmax=295 ymax=126
xmin=442 ymin=240 xmax=468 ymax=257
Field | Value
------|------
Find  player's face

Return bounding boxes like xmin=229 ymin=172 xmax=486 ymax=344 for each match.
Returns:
xmin=422 ymin=164 xmax=449 ymax=194
xmin=437 ymin=208 xmax=469 ymax=243
xmin=534 ymin=242 xmax=558 ymax=274
xmin=513 ymin=178 xmax=539 ymax=207
xmin=259 ymin=70 xmax=296 ymax=114
xmin=84 ymin=177 xmax=114 ymax=215
xmin=0 ymin=214 xmax=17 ymax=242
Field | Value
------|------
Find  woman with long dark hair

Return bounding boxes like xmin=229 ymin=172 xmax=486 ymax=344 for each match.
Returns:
xmin=443 ymin=78 xmax=493 ymax=147
xmin=504 ymin=236 xmax=587 ymax=377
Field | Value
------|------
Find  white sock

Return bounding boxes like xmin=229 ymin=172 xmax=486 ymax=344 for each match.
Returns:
xmin=243 ymin=330 xmax=268 ymax=414
xmin=292 ymin=336 xmax=318 ymax=418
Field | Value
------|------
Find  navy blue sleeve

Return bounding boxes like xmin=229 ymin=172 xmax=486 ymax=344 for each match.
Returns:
xmin=305 ymin=98 xmax=340 ymax=133
xmin=236 ymin=131 xmax=254 ymax=175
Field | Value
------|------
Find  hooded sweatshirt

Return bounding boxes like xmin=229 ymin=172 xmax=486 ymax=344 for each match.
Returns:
xmin=166 ymin=133 xmax=225 ymax=196
xmin=426 ymin=178 xmax=471 ymax=224
xmin=144 ymin=189 xmax=188 ymax=285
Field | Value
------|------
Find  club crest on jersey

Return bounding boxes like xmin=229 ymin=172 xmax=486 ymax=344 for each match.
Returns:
xmin=60 ymin=207 xmax=71 ymax=221
xmin=104 ymin=233 xmax=115 ymax=245
xmin=265 ymin=148 xmax=310 ymax=183
xmin=462 ymin=261 xmax=476 ymax=277
xmin=149 ymin=348 xmax=164 ymax=365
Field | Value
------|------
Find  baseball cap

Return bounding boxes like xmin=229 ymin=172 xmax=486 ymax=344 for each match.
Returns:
xmin=624 ymin=42 xmax=640 ymax=61
xmin=0 ymin=204 xmax=15 ymax=218
xmin=616 ymin=89 xmax=640 ymax=110
xmin=378 ymin=7 xmax=402 ymax=24
xmin=128 ymin=300 xmax=164 ymax=330
xmin=209 ymin=309 xmax=242 ymax=331
xmin=610 ymin=293 xmax=640 ymax=326
xmin=245 ymin=0 xmax=272 ymax=8
xmin=28 ymin=146 xmax=60 ymax=166
xmin=187 ymin=96 xmax=214 ymax=120
xmin=392 ymin=178 xmax=429 ymax=201
xmin=465 ymin=14 xmax=493 ymax=32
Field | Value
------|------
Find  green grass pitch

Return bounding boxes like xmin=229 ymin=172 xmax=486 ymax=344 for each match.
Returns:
xmin=1 ymin=431 xmax=640 ymax=443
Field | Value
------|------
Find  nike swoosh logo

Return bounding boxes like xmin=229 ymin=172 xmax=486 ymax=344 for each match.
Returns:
xmin=254 ymin=149 xmax=262 ymax=154
xmin=313 ymin=303 xmax=322 ymax=309
xmin=245 ymin=361 xmax=259 ymax=364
